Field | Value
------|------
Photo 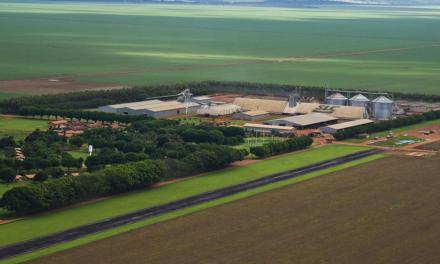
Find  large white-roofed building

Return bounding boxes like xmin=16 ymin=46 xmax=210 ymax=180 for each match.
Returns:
xmin=98 ymin=100 xmax=200 ymax=118
xmin=265 ymin=113 xmax=338 ymax=129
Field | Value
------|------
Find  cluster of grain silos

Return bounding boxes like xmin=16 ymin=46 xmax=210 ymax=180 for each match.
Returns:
xmin=326 ymin=92 xmax=394 ymax=120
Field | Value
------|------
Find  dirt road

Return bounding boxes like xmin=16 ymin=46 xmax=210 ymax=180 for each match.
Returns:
xmin=31 ymin=154 xmax=440 ymax=264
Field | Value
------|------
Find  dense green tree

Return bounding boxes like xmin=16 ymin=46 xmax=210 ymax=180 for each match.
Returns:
xmin=34 ymin=171 xmax=49 ymax=182
xmin=61 ymin=153 xmax=83 ymax=170
xmin=0 ymin=168 xmax=16 ymax=183
xmin=45 ymin=167 xmax=65 ymax=178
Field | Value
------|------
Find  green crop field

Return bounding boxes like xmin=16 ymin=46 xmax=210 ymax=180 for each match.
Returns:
xmin=0 ymin=92 xmax=25 ymax=100
xmin=0 ymin=145 xmax=369 ymax=248
xmin=1 ymin=3 xmax=440 ymax=94
xmin=0 ymin=116 xmax=48 ymax=140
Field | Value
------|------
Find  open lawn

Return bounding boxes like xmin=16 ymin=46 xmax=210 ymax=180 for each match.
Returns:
xmin=373 ymin=135 xmax=423 ymax=147
xmin=0 ymin=116 xmax=48 ymax=140
xmin=0 ymin=145 xmax=368 ymax=248
xmin=31 ymin=153 xmax=440 ymax=264
xmin=1 ymin=3 xmax=440 ymax=94
xmin=67 ymin=150 xmax=89 ymax=160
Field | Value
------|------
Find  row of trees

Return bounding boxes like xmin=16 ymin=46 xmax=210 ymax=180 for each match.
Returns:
xmin=0 ymin=144 xmax=247 ymax=214
xmin=17 ymin=107 xmax=152 ymax=124
xmin=250 ymin=136 xmax=313 ymax=158
xmin=333 ymin=110 xmax=440 ymax=140
xmin=0 ymin=159 xmax=164 ymax=214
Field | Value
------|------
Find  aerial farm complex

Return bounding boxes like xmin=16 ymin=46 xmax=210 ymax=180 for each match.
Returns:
xmin=2 ymin=85 xmax=440 ymax=264
xmin=2 ymin=2 xmax=440 ymax=263
xmin=99 ymin=88 xmax=396 ymax=135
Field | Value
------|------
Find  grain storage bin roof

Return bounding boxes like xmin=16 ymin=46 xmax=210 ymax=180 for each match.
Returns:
xmin=327 ymin=93 xmax=347 ymax=100
xmin=350 ymin=94 xmax=370 ymax=102
xmin=372 ymin=96 xmax=393 ymax=104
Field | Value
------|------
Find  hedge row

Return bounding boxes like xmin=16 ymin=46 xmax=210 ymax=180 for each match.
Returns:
xmin=0 ymin=144 xmax=247 ymax=214
xmin=333 ymin=110 xmax=440 ymax=140
xmin=250 ymin=136 xmax=313 ymax=158
xmin=0 ymin=160 xmax=163 ymax=214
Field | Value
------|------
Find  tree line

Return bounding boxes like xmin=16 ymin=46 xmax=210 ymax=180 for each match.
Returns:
xmin=250 ymin=136 xmax=313 ymax=158
xmin=333 ymin=110 xmax=440 ymax=140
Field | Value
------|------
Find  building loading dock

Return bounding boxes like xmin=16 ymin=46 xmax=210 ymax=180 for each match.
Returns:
xmin=264 ymin=113 xmax=338 ymax=129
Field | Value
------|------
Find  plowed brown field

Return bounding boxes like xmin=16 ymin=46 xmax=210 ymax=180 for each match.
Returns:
xmin=31 ymin=154 xmax=440 ymax=264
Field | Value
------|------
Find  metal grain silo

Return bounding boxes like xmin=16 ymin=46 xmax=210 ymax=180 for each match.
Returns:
xmin=326 ymin=93 xmax=348 ymax=106
xmin=349 ymin=94 xmax=370 ymax=108
xmin=372 ymin=96 xmax=394 ymax=120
